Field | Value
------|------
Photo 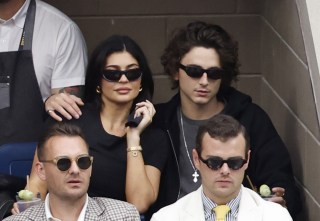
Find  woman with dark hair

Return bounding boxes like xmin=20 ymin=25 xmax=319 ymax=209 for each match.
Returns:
xmin=25 ymin=35 xmax=169 ymax=214
xmin=84 ymin=35 xmax=154 ymax=108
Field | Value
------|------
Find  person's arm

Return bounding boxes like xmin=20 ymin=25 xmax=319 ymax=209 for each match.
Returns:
xmin=125 ymin=100 xmax=161 ymax=213
xmin=244 ymin=105 xmax=301 ymax=217
xmin=45 ymin=20 xmax=88 ymax=121
xmin=27 ymin=149 xmax=47 ymax=199
xmin=11 ymin=149 xmax=47 ymax=215
xmin=269 ymin=187 xmax=286 ymax=207
xmin=45 ymin=86 xmax=84 ymax=121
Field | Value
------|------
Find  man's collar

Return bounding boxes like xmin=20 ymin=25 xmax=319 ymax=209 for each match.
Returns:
xmin=10 ymin=0 xmax=30 ymax=28
xmin=45 ymin=193 xmax=59 ymax=221
xmin=45 ymin=193 xmax=89 ymax=221
xmin=201 ymin=185 xmax=242 ymax=220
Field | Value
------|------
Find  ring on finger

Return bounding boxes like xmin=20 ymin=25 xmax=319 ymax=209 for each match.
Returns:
xmin=47 ymin=109 xmax=54 ymax=114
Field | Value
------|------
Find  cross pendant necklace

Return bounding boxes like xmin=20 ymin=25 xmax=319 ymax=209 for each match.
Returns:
xmin=192 ymin=170 xmax=199 ymax=183
xmin=180 ymin=109 xmax=199 ymax=183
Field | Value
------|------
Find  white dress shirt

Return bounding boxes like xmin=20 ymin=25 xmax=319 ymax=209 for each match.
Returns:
xmin=0 ymin=0 xmax=87 ymax=100
xmin=44 ymin=193 xmax=89 ymax=221
xmin=202 ymin=188 xmax=241 ymax=221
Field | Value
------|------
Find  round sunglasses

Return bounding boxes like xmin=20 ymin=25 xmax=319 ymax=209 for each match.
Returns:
xmin=101 ymin=69 xmax=142 ymax=82
xmin=179 ymin=63 xmax=224 ymax=80
xmin=199 ymin=155 xmax=247 ymax=170
xmin=41 ymin=154 xmax=93 ymax=171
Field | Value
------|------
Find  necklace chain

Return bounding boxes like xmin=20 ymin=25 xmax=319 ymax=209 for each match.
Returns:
xmin=180 ymin=109 xmax=199 ymax=183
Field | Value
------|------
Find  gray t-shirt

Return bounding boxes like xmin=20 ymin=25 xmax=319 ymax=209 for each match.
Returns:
xmin=177 ymin=108 xmax=208 ymax=198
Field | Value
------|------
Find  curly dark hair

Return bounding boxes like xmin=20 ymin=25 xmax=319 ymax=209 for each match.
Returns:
xmin=161 ymin=21 xmax=240 ymax=92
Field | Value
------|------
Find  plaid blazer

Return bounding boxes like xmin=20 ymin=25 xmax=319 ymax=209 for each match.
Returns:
xmin=3 ymin=197 xmax=140 ymax=221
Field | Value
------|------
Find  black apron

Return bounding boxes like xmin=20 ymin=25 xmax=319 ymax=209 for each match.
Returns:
xmin=0 ymin=0 xmax=44 ymax=145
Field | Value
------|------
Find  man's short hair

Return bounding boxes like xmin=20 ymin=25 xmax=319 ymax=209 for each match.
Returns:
xmin=195 ymin=114 xmax=250 ymax=158
xmin=161 ymin=21 xmax=240 ymax=92
xmin=37 ymin=122 xmax=88 ymax=161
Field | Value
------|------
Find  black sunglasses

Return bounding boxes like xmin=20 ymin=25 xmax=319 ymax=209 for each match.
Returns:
xmin=179 ymin=63 xmax=224 ymax=80
xmin=41 ymin=154 xmax=93 ymax=172
xmin=199 ymin=155 xmax=247 ymax=170
xmin=101 ymin=69 xmax=142 ymax=82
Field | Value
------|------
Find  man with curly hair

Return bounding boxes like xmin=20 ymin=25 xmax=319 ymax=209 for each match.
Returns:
xmin=151 ymin=21 xmax=301 ymax=219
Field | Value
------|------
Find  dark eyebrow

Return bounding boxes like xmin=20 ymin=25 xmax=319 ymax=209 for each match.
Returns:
xmin=105 ymin=63 xmax=139 ymax=69
xmin=184 ymin=64 xmax=220 ymax=69
xmin=184 ymin=64 xmax=202 ymax=68
xmin=204 ymin=155 xmax=244 ymax=160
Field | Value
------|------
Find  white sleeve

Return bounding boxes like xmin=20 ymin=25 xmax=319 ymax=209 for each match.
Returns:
xmin=51 ymin=22 xmax=88 ymax=89
xmin=150 ymin=213 xmax=161 ymax=221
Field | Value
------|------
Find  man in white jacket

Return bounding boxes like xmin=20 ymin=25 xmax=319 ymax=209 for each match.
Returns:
xmin=151 ymin=114 xmax=292 ymax=221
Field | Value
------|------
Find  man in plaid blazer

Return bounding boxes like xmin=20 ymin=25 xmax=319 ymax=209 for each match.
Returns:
xmin=4 ymin=122 xmax=140 ymax=221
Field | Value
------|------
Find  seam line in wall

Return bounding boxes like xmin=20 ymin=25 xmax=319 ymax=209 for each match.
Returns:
xmin=260 ymin=16 xmax=308 ymax=69
xmin=262 ymin=77 xmax=320 ymax=145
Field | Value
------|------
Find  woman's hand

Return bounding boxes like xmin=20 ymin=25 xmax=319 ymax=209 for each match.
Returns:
xmin=126 ymin=100 xmax=155 ymax=134
xmin=124 ymin=100 xmax=160 ymax=212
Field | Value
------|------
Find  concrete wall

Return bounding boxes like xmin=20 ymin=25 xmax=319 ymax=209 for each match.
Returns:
xmin=43 ymin=0 xmax=319 ymax=219
xmin=259 ymin=1 xmax=319 ymax=220
xmin=44 ymin=0 xmax=263 ymax=103
xmin=306 ymin=0 xmax=320 ymax=71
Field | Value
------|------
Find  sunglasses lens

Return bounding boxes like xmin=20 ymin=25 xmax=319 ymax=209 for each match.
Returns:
xmin=228 ymin=158 xmax=246 ymax=170
xmin=185 ymin=67 xmax=203 ymax=78
xmin=102 ymin=69 xmax=142 ymax=82
xmin=125 ymin=69 xmax=142 ymax=81
xmin=102 ymin=70 xmax=121 ymax=81
xmin=206 ymin=68 xmax=223 ymax=80
xmin=77 ymin=156 xmax=92 ymax=170
xmin=207 ymin=158 xmax=224 ymax=170
xmin=56 ymin=158 xmax=71 ymax=171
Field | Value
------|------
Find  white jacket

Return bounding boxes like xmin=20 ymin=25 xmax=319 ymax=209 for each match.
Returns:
xmin=151 ymin=185 xmax=292 ymax=221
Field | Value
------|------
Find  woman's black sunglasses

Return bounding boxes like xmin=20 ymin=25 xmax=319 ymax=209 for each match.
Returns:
xmin=179 ymin=63 xmax=224 ymax=80
xmin=101 ymin=69 xmax=142 ymax=82
xmin=199 ymin=155 xmax=247 ymax=170
xmin=41 ymin=154 xmax=93 ymax=172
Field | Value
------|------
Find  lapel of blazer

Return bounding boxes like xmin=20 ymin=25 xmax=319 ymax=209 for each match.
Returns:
xmin=237 ymin=187 xmax=263 ymax=221
xmin=181 ymin=187 xmax=206 ymax=221
xmin=84 ymin=197 xmax=105 ymax=221
xmin=24 ymin=202 xmax=47 ymax=221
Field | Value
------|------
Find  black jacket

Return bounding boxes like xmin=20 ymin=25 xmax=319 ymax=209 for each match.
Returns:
xmin=149 ymin=87 xmax=301 ymax=219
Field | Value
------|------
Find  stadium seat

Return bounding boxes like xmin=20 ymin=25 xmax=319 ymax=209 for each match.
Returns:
xmin=0 ymin=142 xmax=37 ymax=177
xmin=0 ymin=142 xmax=37 ymax=220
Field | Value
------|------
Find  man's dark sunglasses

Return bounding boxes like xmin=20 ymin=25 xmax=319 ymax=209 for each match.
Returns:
xmin=101 ymin=69 xmax=142 ymax=82
xmin=41 ymin=154 xmax=93 ymax=171
xmin=199 ymin=155 xmax=247 ymax=170
xmin=179 ymin=63 xmax=224 ymax=80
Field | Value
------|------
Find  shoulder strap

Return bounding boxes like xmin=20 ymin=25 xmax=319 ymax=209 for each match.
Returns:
xmin=19 ymin=0 xmax=36 ymax=51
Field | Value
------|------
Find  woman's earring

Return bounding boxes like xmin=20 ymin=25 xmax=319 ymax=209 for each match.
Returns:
xmin=96 ymin=86 xmax=101 ymax=94
xmin=139 ymin=87 xmax=143 ymax=92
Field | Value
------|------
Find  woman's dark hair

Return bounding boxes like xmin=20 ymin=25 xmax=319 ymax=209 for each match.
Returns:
xmin=84 ymin=35 xmax=154 ymax=111
xmin=161 ymin=21 xmax=240 ymax=93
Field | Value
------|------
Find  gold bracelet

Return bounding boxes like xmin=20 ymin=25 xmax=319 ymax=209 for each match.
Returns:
xmin=127 ymin=146 xmax=142 ymax=157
